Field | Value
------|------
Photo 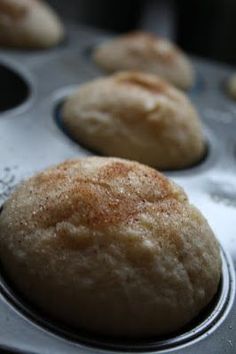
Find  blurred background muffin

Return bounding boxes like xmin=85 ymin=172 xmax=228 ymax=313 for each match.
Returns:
xmin=47 ymin=0 xmax=236 ymax=65
xmin=93 ymin=32 xmax=194 ymax=90
xmin=62 ymin=71 xmax=205 ymax=170
xmin=0 ymin=0 xmax=64 ymax=48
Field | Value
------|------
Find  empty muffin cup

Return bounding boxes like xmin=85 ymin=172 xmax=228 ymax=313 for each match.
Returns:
xmin=0 ymin=63 xmax=30 ymax=113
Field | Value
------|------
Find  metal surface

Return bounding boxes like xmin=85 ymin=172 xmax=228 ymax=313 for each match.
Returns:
xmin=0 ymin=23 xmax=236 ymax=354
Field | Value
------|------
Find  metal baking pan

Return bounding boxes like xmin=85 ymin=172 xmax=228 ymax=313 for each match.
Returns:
xmin=0 ymin=23 xmax=236 ymax=353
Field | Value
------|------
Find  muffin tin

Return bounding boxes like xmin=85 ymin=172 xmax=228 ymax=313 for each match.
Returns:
xmin=0 ymin=23 xmax=236 ymax=353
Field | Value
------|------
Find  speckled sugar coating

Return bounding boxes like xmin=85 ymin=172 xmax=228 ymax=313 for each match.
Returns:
xmin=0 ymin=157 xmax=221 ymax=337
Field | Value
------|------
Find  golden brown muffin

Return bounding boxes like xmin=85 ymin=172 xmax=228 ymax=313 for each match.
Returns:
xmin=93 ymin=31 xmax=194 ymax=90
xmin=62 ymin=71 xmax=205 ymax=170
xmin=0 ymin=157 xmax=221 ymax=337
xmin=0 ymin=0 xmax=64 ymax=48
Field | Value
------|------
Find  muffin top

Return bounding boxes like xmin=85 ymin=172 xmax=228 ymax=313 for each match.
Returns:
xmin=93 ymin=31 xmax=194 ymax=90
xmin=0 ymin=0 xmax=64 ymax=48
xmin=0 ymin=157 xmax=221 ymax=337
xmin=62 ymin=71 xmax=205 ymax=170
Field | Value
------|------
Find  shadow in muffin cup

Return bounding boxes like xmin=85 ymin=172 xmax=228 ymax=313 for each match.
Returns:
xmin=163 ymin=143 xmax=209 ymax=173
xmin=0 ymin=63 xmax=30 ymax=114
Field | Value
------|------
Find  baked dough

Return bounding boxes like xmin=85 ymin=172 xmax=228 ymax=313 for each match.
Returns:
xmin=0 ymin=0 xmax=64 ymax=48
xmin=226 ymin=74 xmax=236 ymax=100
xmin=62 ymin=71 xmax=205 ymax=170
xmin=93 ymin=31 xmax=194 ymax=90
xmin=0 ymin=157 xmax=221 ymax=337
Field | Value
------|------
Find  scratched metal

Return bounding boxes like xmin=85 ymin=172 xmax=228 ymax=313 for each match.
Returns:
xmin=0 ymin=23 xmax=236 ymax=354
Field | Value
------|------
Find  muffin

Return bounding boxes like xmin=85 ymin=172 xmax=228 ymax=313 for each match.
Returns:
xmin=0 ymin=157 xmax=221 ymax=337
xmin=93 ymin=31 xmax=194 ymax=90
xmin=62 ymin=71 xmax=205 ymax=170
xmin=226 ymin=74 xmax=236 ymax=100
xmin=0 ymin=0 xmax=64 ymax=48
